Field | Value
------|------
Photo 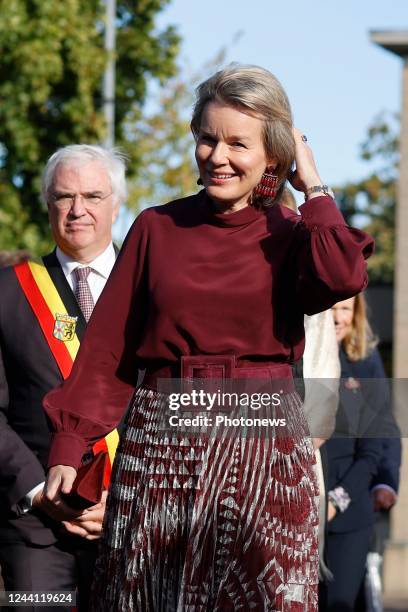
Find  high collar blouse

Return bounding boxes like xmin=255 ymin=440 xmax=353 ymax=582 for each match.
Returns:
xmin=44 ymin=191 xmax=374 ymax=468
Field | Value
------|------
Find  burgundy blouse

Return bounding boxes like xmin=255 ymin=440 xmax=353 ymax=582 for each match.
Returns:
xmin=44 ymin=191 xmax=374 ymax=468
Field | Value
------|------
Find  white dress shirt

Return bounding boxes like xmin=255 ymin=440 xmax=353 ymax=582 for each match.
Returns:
xmin=56 ymin=242 xmax=116 ymax=302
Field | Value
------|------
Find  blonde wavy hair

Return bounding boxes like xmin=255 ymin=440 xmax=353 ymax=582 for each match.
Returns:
xmin=342 ymin=293 xmax=378 ymax=361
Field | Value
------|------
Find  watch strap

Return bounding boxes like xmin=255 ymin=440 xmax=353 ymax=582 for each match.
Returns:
xmin=305 ymin=184 xmax=335 ymax=199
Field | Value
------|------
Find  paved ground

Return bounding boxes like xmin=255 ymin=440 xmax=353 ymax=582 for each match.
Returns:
xmin=2 ymin=571 xmax=407 ymax=610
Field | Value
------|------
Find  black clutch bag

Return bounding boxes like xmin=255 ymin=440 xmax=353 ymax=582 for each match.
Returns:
xmin=62 ymin=451 xmax=107 ymax=510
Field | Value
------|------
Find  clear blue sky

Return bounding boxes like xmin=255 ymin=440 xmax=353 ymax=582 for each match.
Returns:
xmin=115 ymin=0 xmax=407 ymax=238
xmin=156 ymin=0 xmax=407 ymax=186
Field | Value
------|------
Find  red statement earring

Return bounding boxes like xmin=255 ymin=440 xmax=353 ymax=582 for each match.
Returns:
xmin=253 ymin=171 xmax=278 ymax=198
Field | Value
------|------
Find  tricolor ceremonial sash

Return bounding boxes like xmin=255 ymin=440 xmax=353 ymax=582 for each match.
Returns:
xmin=14 ymin=260 xmax=118 ymax=488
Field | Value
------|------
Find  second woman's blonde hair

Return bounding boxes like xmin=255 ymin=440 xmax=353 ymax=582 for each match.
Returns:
xmin=191 ymin=64 xmax=295 ymax=207
xmin=343 ymin=293 xmax=378 ymax=361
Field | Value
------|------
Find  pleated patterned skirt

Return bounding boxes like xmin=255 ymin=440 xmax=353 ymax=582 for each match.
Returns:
xmin=91 ymin=386 xmax=319 ymax=611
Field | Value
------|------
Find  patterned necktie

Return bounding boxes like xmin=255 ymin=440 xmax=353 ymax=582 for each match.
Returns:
xmin=74 ymin=266 xmax=95 ymax=322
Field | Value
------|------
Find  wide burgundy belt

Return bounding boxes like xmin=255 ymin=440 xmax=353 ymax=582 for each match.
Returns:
xmin=143 ymin=355 xmax=294 ymax=392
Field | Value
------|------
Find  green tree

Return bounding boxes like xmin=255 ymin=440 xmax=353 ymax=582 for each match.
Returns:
xmin=335 ymin=111 xmax=399 ymax=284
xmin=126 ymin=74 xmax=197 ymax=212
xmin=0 ymin=0 xmax=179 ymax=253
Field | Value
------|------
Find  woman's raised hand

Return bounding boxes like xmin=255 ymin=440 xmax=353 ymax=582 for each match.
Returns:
xmin=288 ymin=128 xmax=323 ymax=196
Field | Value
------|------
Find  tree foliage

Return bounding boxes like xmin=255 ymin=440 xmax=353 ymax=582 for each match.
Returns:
xmin=124 ymin=49 xmax=229 ymax=214
xmin=0 ymin=0 xmax=179 ymax=253
xmin=335 ymin=111 xmax=399 ymax=284
xmin=126 ymin=76 xmax=197 ymax=211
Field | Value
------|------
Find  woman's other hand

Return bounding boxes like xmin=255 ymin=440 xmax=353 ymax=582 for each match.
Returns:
xmin=327 ymin=501 xmax=337 ymax=522
xmin=62 ymin=490 xmax=108 ymax=540
xmin=289 ymin=128 xmax=323 ymax=197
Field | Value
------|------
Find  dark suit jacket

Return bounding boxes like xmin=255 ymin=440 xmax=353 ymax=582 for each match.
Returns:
xmin=371 ymin=437 xmax=401 ymax=493
xmin=0 ymin=251 xmax=87 ymax=545
xmin=324 ymin=347 xmax=400 ymax=534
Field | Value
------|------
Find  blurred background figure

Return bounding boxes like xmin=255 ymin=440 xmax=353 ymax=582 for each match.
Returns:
xmin=0 ymin=250 xmax=31 ymax=267
xmin=303 ymin=310 xmax=340 ymax=582
xmin=319 ymin=293 xmax=401 ymax=612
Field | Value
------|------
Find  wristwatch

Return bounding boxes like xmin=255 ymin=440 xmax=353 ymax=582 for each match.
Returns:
xmin=305 ymin=184 xmax=335 ymax=199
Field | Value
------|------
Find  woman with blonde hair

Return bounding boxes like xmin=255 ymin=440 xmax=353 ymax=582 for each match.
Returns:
xmin=320 ymin=293 xmax=400 ymax=611
xmin=43 ymin=64 xmax=373 ymax=611
xmin=335 ymin=292 xmax=378 ymax=362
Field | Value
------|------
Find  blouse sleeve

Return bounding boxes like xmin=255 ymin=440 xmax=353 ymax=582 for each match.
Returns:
xmin=44 ymin=211 xmax=150 ymax=469
xmin=294 ymin=196 xmax=374 ymax=315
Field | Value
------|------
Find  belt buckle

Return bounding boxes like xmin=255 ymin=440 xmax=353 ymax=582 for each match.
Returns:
xmin=180 ymin=355 xmax=235 ymax=398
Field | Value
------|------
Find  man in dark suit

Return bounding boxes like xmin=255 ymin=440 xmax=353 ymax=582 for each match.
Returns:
xmin=0 ymin=145 xmax=127 ymax=611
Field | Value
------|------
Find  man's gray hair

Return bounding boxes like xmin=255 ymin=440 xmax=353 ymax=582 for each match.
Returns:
xmin=41 ymin=144 xmax=128 ymax=205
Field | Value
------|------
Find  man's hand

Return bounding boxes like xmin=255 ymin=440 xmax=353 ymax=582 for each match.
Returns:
xmin=32 ymin=486 xmax=81 ymax=522
xmin=36 ymin=465 xmax=79 ymax=521
xmin=327 ymin=501 xmax=337 ymax=522
xmin=45 ymin=464 xmax=77 ymax=497
xmin=372 ymin=486 xmax=397 ymax=512
xmin=62 ymin=491 xmax=107 ymax=540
